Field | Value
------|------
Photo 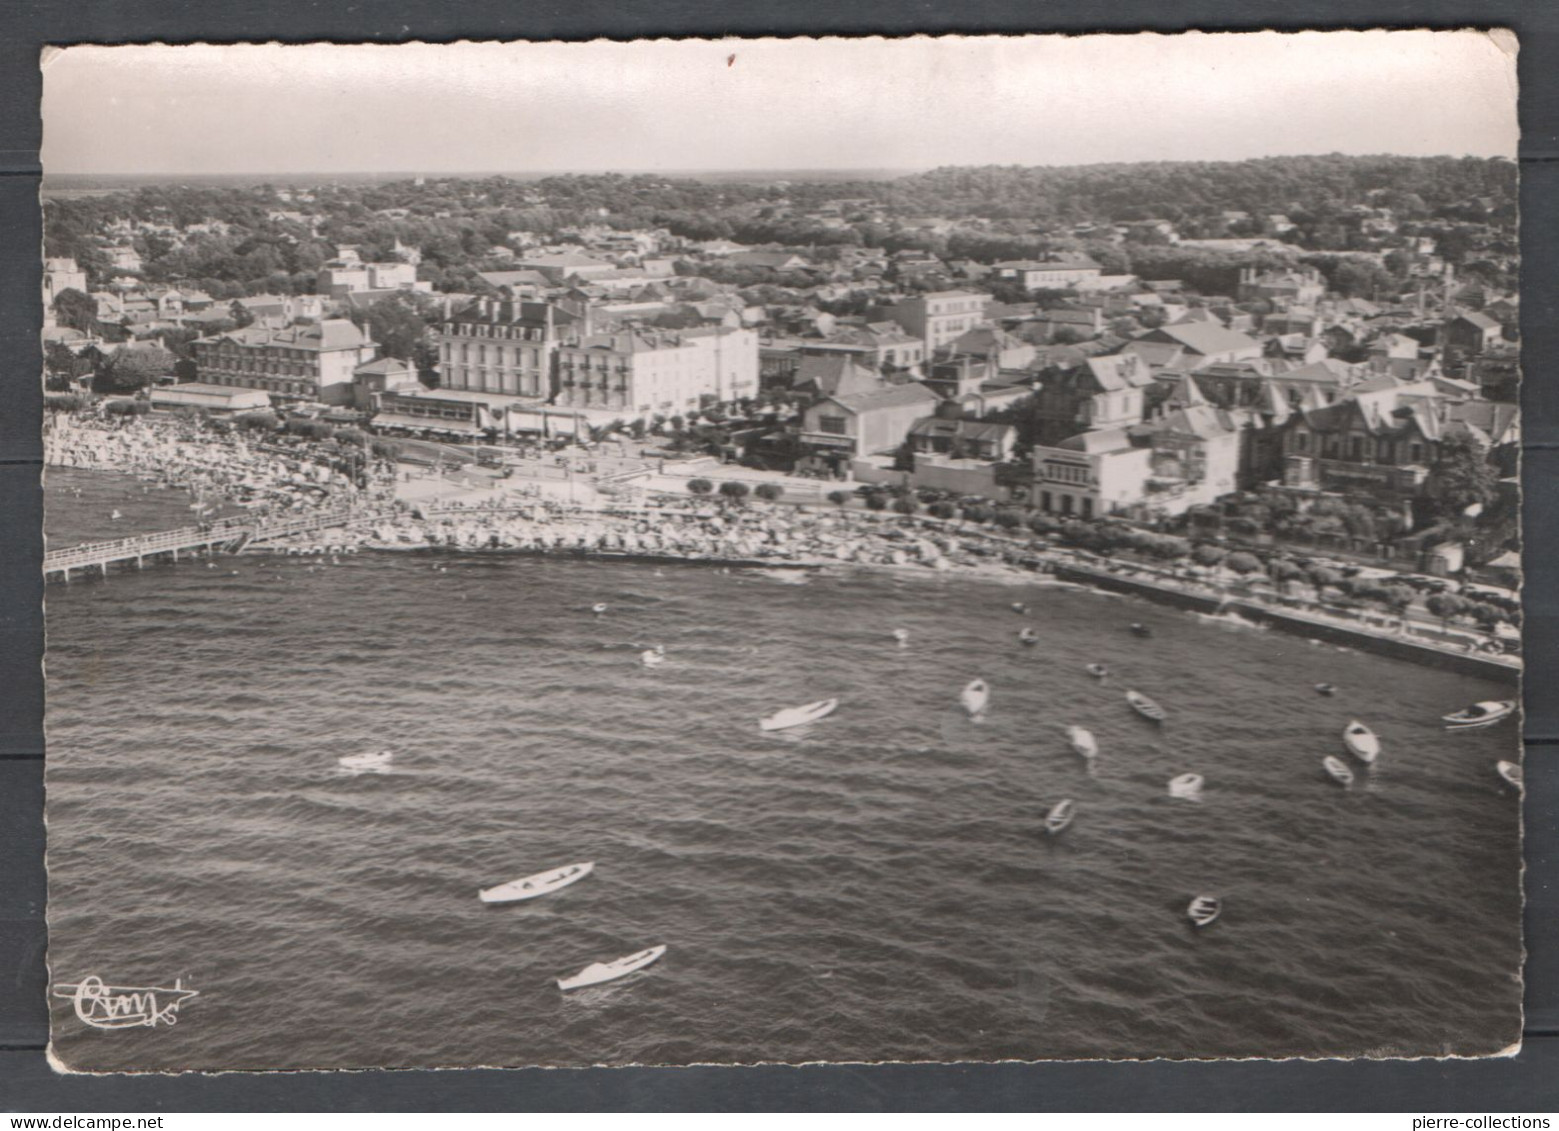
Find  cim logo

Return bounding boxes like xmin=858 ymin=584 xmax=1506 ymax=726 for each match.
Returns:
xmin=53 ymin=975 xmax=200 ymax=1030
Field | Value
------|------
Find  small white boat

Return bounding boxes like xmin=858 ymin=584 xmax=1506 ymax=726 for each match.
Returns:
xmin=591 ymin=602 xmax=608 ymax=615
xmin=1018 ymin=628 xmax=1039 ymax=646
xmin=760 ymin=697 xmax=838 ymax=732
xmin=1342 ymin=721 xmax=1380 ymax=763
xmin=1126 ymin=690 xmax=1167 ymax=722
xmin=558 ymin=945 xmax=666 ymax=991
xmin=1496 ymin=760 xmax=1523 ymax=790
xmin=891 ymin=628 xmax=910 ymax=646
xmin=1129 ymin=622 xmax=1152 ymax=638
xmin=1168 ymin=773 xmax=1204 ymax=800
xmin=110 ymin=509 xmax=123 ymax=520
xmin=1323 ymin=755 xmax=1354 ymax=786
xmin=640 ymin=649 xmax=664 ymax=667
xmin=480 ymin=861 xmax=594 ymax=904
xmin=338 ymin=749 xmax=393 ymax=772
xmin=1045 ymin=798 xmax=1076 ymax=835
xmin=1085 ymin=663 xmax=1108 ymax=679
xmin=1315 ymin=683 xmax=1336 ymax=697
xmin=1065 ymin=725 xmax=1097 ymax=761
xmin=1011 ymin=602 xmax=1029 ymax=615
xmin=1187 ymin=895 xmax=1220 ymax=927
xmin=1443 ymin=700 xmax=1516 ymax=729
xmin=960 ymin=679 xmax=990 ymax=716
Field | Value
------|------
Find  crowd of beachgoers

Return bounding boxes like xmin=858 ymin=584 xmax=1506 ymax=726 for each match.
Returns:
xmin=42 ymin=409 xmax=1516 ymax=668
xmin=44 ymin=412 xmax=400 ymax=518
xmin=290 ymin=494 xmax=1045 ymax=578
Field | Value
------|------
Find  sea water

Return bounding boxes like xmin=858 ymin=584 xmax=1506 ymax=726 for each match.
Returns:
xmin=43 ymin=469 xmax=1522 ymax=1069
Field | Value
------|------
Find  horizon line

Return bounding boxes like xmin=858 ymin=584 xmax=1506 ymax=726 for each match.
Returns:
xmin=40 ymin=152 xmax=1515 ymax=182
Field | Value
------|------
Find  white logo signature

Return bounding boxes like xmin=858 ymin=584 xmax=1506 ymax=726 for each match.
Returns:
xmin=52 ymin=976 xmax=200 ymax=1030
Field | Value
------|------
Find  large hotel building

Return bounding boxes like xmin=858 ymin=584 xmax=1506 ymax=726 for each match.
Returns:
xmin=437 ymin=298 xmax=578 ymax=400
xmin=191 ymin=319 xmax=376 ymax=405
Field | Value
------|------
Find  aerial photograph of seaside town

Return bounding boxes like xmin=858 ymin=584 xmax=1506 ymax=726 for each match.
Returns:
xmin=39 ymin=35 xmax=1524 ymax=1071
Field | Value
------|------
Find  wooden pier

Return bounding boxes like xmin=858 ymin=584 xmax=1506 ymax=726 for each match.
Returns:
xmin=43 ymin=507 xmax=393 ymax=582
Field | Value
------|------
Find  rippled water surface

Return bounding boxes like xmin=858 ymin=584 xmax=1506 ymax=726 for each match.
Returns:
xmin=44 ymin=469 xmax=1523 ymax=1069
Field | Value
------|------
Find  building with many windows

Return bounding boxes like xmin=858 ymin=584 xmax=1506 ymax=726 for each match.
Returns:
xmin=1029 ymin=429 xmax=1151 ymax=521
xmin=370 ymin=388 xmax=500 ymax=438
xmin=553 ymin=326 xmax=758 ymax=419
xmin=797 ymin=382 xmax=941 ymax=473
xmin=192 ymin=320 xmax=376 ymax=405
xmin=316 ymin=257 xmax=422 ymax=295
xmin=990 ymin=258 xmax=1104 ymax=290
xmin=879 ymin=291 xmax=991 ymax=354
xmin=437 ymin=298 xmax=576 ymax=400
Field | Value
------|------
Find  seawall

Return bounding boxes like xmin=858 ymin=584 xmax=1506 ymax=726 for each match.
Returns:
xmin=1052 ymin=563 xmax=1520 ymax=686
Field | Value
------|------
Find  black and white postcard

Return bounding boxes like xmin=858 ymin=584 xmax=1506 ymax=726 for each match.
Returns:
xmin=38 ymin=32 xmax=1524 ymax=1071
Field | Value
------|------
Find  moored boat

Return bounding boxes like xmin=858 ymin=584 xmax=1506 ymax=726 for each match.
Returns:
xmin=557 ymin=945 xmax=667 ymax=991
xmin=891 ymin=628 xmax=910 ymax=647
xmin=1443 ymin=700 xmax=1516 ymax=729
xmin=479 ymin=861 xmax=594 ymax=904
xmin=760 ymin=697 xmax=839 ymax=732
xmin=1129 ymin=622 xmax=1152 ymax=638
xmin=1315 ymin=683 xmax=1336 ymax=696
xmin=1066 ymin=725 xmax=1098 ymax=760
xmin=1045 ymin=798 xmax=1076 ymax=835
xmin=641 ymin=648 xmax=665 ymax=667
xmin=1168 ymin=773 xmax=1204 ymax=800
xmin=1085 ymin=663 xmax=1109 ymax=679
xmin=1496 ymin=760 xmax=1523 ymax=790
xmin=1187 ymin=895 xmax=1220 ymax=927
xmin=338 ymin=749 xmax=393 ymax=772
xmin=1342 ymin=721 xmax=1380 ymax=763
xmin=1018 ymin=628 xmax=1039 ymax=646
xmin=1323 ymin=755 xmax=1354 ymax=786
xmin=591 ymin=602 xmax=608 ymax=615
xmin=960 ymin=679 xmax=990 ymax=716
xmin=1126 ymin=690 xmax=1166 ymax=722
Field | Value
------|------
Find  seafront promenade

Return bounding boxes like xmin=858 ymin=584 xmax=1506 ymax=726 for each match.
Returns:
xmin=43 ymin=411 xmax=1520 ymax=681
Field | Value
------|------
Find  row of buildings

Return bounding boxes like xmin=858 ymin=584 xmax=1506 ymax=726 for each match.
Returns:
xmin=45 ymin=207 xmax=1519 ymax=534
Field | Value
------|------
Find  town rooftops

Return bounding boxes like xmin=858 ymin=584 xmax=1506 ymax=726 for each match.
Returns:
xmin=944 ymin=326 xmax=1026 ymax=356
xmin=516 ymin=252 xmax=613 ymax=269
xmin=1085 ymin=353 xmax=1154 ymax=392
xmin=908 ymin=416 xmax=1015 ymax=448
xmin=917 ymin=289 xmax=988 ymax=301
xmin=201 ymin=319 xmax=368 ymax=351
xmin=1150 ymin=403 xmax=1239 ymax=440
xmin=1118 ymin=339 xmax=1189 ymax=369
xmin=1276 ymin=358 xmax=1355 ymax=383
xmin=726 ymin=250 xmax=810 ymax=269
xmin=797 ymin=356 xmax=881 ymax=398
xmin=149 ymin=383 xmax=271 ymax=409
xmin=234 ymin=293 xmax=289 ymax=310
xmin=828 ymin=382 xmax=940 ymax=414
xmin=1144 ymin=322 xmax=1262 ymax=357
xmin=1446 ymin=400 xmax=1520 ymax=447
xmin=1451 ymin=310 xmax=1502 ymax=331
xmin=353 ymin=356 xmax=416 ymax=378
xmin=1055 ymin=426 xmax=1136 ymax=454
xmin=994 ymin=258 xmax=1102 ymax=272
xmin=478 ymin=269 xmax=553 ymax=291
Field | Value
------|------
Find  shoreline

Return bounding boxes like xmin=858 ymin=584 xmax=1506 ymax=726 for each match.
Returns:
xmin=46 ymin=455 xmax=1521 ymax=684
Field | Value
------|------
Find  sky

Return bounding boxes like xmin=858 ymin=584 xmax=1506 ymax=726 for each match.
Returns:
xmin=41 ymin=31 xmax=1520 ymax=176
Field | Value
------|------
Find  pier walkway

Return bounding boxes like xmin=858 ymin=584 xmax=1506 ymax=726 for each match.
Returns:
xmin=43 ymin=506 xmax=393 ymax=581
